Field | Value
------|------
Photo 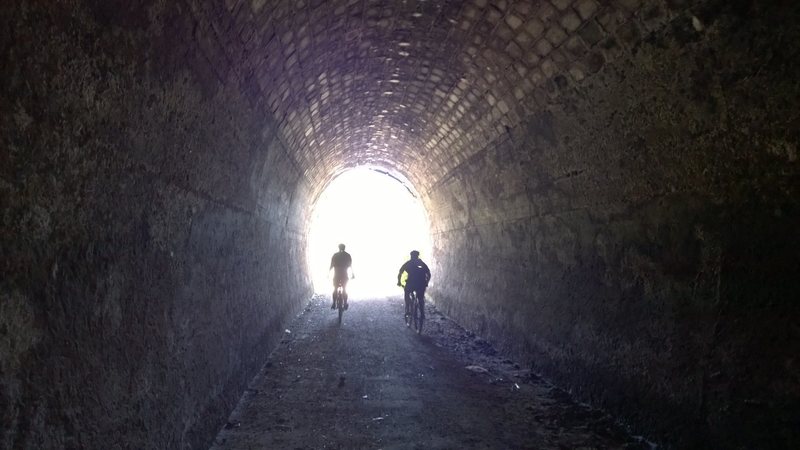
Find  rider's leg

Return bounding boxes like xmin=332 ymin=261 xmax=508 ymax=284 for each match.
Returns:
xmin=331 ymin=282 xmax=337 ymax=309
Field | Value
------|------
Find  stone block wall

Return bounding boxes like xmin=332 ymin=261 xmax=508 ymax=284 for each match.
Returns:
xmin=0 ymin=1 xmax=312 ymax=448
xmin=427 ymin=2 xmax=800 ymax=447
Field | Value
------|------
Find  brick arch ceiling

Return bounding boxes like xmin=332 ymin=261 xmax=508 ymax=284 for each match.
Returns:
xmin=197 ymin=0 xmax=628 ymax=196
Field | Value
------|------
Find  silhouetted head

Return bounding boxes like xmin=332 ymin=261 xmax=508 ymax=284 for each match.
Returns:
xmin=338 ymin=243 xmax=346 ymax=251
xmin=410 ymin=250 xmax=420 ymax=259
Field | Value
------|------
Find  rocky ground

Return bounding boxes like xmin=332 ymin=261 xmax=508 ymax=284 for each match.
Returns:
xmin=209 ymin=295 xmax=653 ymax=449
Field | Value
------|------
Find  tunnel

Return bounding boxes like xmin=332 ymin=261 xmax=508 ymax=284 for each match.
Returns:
xmin=1 ymin=0 xmax=798 ymax=448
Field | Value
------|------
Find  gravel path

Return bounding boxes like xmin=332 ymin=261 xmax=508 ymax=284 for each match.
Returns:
xmin=210 ymin=295 xmax=649 ymax=449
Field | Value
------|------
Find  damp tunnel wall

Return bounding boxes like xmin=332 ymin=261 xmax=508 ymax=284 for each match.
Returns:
xmin=424 ymin=3 xmax=800 ymax=448
xmin=1 ymin=2 xmax=313 ymax=448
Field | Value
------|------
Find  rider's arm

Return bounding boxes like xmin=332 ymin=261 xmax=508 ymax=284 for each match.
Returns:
xmin=397 ymin=262 xmax=407 ymax=285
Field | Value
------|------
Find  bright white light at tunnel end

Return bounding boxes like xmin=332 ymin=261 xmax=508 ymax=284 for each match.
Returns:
xmin=307 ymin=166 xmax=433 ymax=299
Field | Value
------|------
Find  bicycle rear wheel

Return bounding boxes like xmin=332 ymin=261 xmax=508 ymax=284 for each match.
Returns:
xmin=404 ymin=295 xmax=412 ymax=327
xmin=416 ymin=302 xmax=424 ymax=334
xmin=336 ymin=290 xmax=344 ymax=325
xmin=412 ymin=292 xmax=423 ymax=333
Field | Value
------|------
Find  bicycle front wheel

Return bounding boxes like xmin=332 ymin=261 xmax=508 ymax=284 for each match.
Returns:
xmin=337 ymin=291 xmax=344 ymax=325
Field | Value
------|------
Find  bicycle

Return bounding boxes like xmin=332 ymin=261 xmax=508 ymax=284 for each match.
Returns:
xmin=333 ymin=282 xmax=348 ymax=325
xmin=403 ymin=288 xmax=423 ymax=334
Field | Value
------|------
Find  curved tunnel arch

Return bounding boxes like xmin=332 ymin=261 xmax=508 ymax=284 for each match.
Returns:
xmin=256 ymin=0 xmax=552 ymax=195
xmin=2 ymin=1 xmax=799 ymax=449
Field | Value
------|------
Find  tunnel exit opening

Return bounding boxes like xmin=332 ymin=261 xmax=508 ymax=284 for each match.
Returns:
xmin=307 ymin=167 xmax=432 ymax=298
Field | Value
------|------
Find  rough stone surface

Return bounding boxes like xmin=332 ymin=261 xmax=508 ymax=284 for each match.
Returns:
xmin=183 ymin=0 xmax=658 ymax=197
xmin=1 ymin=1 xmax=311 ymax=448
xmin=428 ymin=2 xmax=800 ymax=448
xmin=1 ymin=0 xmax=799 ymax=449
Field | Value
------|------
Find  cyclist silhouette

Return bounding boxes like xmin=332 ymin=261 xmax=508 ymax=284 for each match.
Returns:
xmin=397 ymin=250 xmax=431 ymax=319
xmin=330 ymin=243 xmax=353 ymax=309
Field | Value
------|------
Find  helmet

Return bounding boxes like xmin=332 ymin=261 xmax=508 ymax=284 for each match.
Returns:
xmin=338 ymin=243 xmax=345 ymax=250
xmin=410 ymin=250 xmax=420 ymax=258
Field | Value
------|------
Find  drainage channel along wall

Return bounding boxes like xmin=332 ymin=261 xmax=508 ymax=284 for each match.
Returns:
xmin=1 ymin=3 xmax=312 ymax=448
xmin=427 ymin=3 xmax=800 ymax=448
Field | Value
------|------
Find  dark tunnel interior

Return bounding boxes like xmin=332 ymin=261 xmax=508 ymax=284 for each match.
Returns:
xmin=1 ymin=0 xmax=799 ymax=448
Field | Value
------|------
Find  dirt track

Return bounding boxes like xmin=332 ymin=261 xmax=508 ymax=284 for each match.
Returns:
xmin=210 ymin=295 xmax=650 ymax=449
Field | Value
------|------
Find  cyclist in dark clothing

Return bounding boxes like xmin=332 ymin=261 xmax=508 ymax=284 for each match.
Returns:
xmin=397 ymin=250 xmax=431 ymax=320
xmin=330 ymin=243 xmax=353 ymax=309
